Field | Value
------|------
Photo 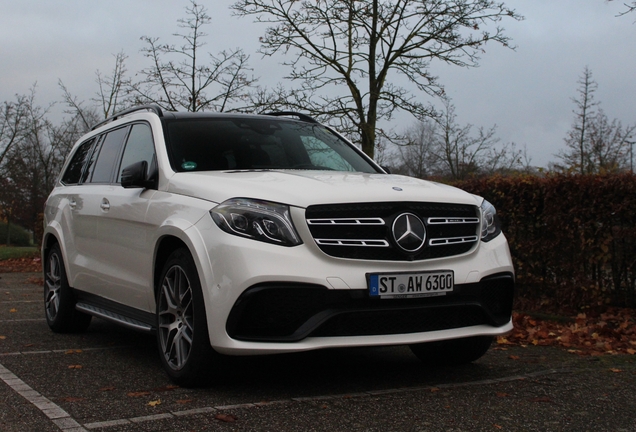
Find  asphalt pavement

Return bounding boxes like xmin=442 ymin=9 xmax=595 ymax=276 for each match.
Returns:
xmin=1 ymin=272 xmax=635 ymax=431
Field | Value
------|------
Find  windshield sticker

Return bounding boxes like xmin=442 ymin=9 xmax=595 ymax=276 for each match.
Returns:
xmin=182 ymin=161 xmax=197 ymax=170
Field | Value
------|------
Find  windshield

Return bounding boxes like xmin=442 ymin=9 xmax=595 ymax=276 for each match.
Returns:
xmin=163 ymin=118 xmax=380 ymax=173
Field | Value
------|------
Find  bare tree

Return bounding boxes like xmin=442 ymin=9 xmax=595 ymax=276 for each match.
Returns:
xmin=130 ymin=1 xmax=256 ymax=112
xmin=232 ymin=0 xmax=522 ymax=158
xmin=59 ymin=50 xmax=130 ymax=130
xmin=608 ymin=1 xmax=636 ymax=16
xmin=392 ymin=98 xmax=522 ymax=179
xmin=0 ymin=94 xmax=29 ymax=167
xmin=557 ymin=67 xmax=634 ymax=174
xmin=558 ymin=67 xmax=598 ymax=174
xmin=0 ymin=87 xmax=67 ymax=237
xmin=59 ymin=81 xmax=100 ymax=132
xmin=93 ymin=51 xmax=131 ymax=119
xmin=586 ymin=109 xmax=635 ymax=173
xmin=434 ymin=98 xmax=521 ymax=180
xmin=396 ymin=120 xmax=439 ymax=178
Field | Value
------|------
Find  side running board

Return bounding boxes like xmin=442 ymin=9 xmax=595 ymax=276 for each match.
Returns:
xmin=76 ymin=302 xmax=154 ymax=333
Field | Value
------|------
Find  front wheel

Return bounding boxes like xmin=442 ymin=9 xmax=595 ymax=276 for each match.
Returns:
xmin=44 ymin=244 xmax=91 ymax=333
xmin=409 ymin=336 xmax=493 ymax=366
xmin=156 ymin=248 xmax=216 ymax=387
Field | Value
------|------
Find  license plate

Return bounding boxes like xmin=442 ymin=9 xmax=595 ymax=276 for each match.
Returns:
xmin=368 ymin=271 xmax=454 ymax=299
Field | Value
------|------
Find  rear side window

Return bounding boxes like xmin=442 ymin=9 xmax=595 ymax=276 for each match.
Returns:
xmin=61 ymin=138 xmax=96 ymax=185
xmin=89 ymin=126 xmax=129 ymax=183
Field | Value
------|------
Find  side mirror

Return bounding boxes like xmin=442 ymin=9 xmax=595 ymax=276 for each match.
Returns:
xmin=121 ymin=161 xmax=150 ymax=189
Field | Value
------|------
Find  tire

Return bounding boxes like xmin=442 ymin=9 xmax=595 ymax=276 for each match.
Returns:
xmin=409 ymin=336 xmax=493 ymax=366
xmin=156 ymin=248 xmax=216 ymax=387
xmin=44 ymin=243 xmax=92 ymax=333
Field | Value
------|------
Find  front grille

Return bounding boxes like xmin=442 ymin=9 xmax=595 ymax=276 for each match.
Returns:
xmin=226 ymin=273 xmax=515 ymax=342
xmin=305 ymin=202 xmax=480 ymax=261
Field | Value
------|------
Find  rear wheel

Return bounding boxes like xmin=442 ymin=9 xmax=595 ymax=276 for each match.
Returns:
xmin=409 ymin=336 xmax=493 ymax=366
xmin=44 ymin=243 xmax=91 ymax=333
xmin=156 ymin=248 xmax=216 ymax=387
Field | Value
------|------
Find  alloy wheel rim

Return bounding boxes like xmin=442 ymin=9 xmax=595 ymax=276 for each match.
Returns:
xmin=44 ymin=252 xmax=62 ymax=322
xmin=158 ymin=265 xmax=194 ymax=371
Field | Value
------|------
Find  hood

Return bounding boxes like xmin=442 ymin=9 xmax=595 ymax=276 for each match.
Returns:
xmin=165 ymin=170 xmax=480 ymax=208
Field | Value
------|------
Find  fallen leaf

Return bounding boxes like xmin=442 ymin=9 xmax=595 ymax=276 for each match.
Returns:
xmin=627 ymin=349 xmax=636 ymax=355
xmin=430 ymin=387 xmax=440 ymax=392
xmin=215 ymin=414 xmax=237 ymax=423
xmin=127 ymin=391 xmax=151 ymax=398
xmin=609 ymin=368 xmax=622 ymax=373
xmin=154 ymin=384 xmax=179 ymax=392
xmin=494 ymin=424 xmax=503 ymax=430
xmin=0 ymin=336 xmax=6 ymax=340
xmin=60 ymin=397 xmax=85 ymax=403
xmin=177 ymin=399 xmax=193 ymax=405
xmin=9 ymin=308 xmax=17 ymax=313
xmin=27 ymin=277 xmax=44 ymax=285
xmin=508 ymin=355 xmax=520 ymax=360
xmin=148 ymin=399 xmax=161 ymax=407
xmin=68 ymin=365 xmax=83 ymax=369
xmin=530 ymin=397 xmax=552 ymax=403
xmin=65 ymin=349 xmax=82 ymax=354
xmin=496 ymin=392 xmax=510 ymax=398
xmin=99 ymin=386 xmax=116 ymax=392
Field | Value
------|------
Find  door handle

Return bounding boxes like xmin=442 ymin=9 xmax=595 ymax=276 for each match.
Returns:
xmin=100 ymin=198 xmax=110 ymax=211
xmin=69 ymin=198 xmax=77 ymax=209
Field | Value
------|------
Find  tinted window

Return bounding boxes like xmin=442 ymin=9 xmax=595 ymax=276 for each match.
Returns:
xmin=61 ymin=138 xmax=96 ymax=185
xmin=81 ymin=135 xmax=102 ymax=183
xmin=118 ymin=123 xmax=156 ymax=182
xmin=90 ymin=127 xmax=129 ymax=183
xmin=164 ymin=118 xmax=378 ymax=173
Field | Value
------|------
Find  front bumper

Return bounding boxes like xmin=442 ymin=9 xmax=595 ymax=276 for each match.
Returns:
xmin=192 ymin=209 xmax=515 ymax=355
xmin=227 ymin=272 xmax=514 ymax=342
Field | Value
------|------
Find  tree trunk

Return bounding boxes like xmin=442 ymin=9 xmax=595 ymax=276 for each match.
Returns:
xmin=360 ymin=122 xmax=376 ymax=159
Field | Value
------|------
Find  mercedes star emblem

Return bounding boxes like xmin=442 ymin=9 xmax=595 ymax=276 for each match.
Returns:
xmin=392 ymin=213 xmax=426 ymax=252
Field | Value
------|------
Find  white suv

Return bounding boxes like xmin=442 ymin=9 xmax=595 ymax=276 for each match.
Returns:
xmin=43 ymin=106 xmax=514 ymax=386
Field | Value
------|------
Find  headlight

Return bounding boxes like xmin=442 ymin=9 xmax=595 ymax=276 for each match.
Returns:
xmin=210 ymin=198 xmax=302 ymax=246
xmin=480 ymin=199 xmax=502 ymax=242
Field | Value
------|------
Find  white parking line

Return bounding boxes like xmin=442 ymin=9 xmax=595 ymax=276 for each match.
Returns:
xmin=0 ymin=346 xmax=573 ymax=431
xmin=0 ymin=361 xmax=86 ymax=432
xmin=0 ymin=346 xmax=135 ymax=357
xmin=0 ymin=300 xmax=40 ymax=303
xmin=81 ymin=368 xmax=571 ymax=430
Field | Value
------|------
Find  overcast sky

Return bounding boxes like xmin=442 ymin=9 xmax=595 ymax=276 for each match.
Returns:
xmin=1 ymin=0 xmax=635 ymax=168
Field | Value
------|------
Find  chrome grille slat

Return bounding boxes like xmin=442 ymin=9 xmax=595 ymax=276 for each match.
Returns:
xmin=429 ymin=236 xmax=479 ymax=246
xmin=315 ymin=239 xmax=389 ymax=247
xmin=427 ymin=217 xmax=480 ymax=225
xmin=307 ymin=218 xmax=385 ymax=226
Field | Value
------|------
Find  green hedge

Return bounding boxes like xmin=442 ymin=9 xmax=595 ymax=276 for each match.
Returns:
xmin=0 ymin=222 xmax=32 ymax=247
xmin=454 ymin=173 xmax=636 ymax=312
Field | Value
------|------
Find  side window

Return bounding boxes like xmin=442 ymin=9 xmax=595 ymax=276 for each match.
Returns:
xmin=118 ymin=123 xmax=156 ymax=182
xmin=61 ymin=138 xmax=96 ymax=185
xmin=81 ymin=135 xmax=103 ymax=183
xmin=89 ymin=126 xmax=129 ymax=183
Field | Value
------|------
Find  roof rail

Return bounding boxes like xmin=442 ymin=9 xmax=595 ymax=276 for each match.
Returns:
xmin=91 ymin=105 xmax=164 ymax=131
xmin=264 ymin=111 xmax=319 ymax=124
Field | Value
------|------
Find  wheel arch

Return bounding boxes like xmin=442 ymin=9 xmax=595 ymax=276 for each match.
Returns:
xmin=41 ymin=231 xmax=64 ymax=276
xmin=152 ymin=229 xmax=213 ymax=299
xmin=153 ymin=235 xmax=190 ymax=297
